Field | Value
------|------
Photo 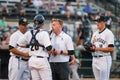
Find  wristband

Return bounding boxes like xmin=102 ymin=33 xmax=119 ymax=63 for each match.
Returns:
xmin=60 ymin=50 xmax=63 ymax=54
xmin=46 ymin=45 xmax=52 ymax=51
xmin=68 ymin=50 xmax=74 ymax=55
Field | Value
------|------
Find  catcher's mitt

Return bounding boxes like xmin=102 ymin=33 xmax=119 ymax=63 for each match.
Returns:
xmin=84 ymin=41 xmax=95 ymax=52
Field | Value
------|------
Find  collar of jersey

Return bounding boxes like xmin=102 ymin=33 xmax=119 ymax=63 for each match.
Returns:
xmin=99 ymin=27 xmax=106 ymax=34
xmin=55 ymin=31 xmax=64 ymax=36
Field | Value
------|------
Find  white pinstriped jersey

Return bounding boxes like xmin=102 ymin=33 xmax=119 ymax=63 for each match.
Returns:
xmin=9 ymin=30 xmax=29 ymax=57
xmin=17 ymin=29 xmax=51 ymax=57
xmin=49 ymin=31 xmax=74 ymax=62
xmin=91 ymin=28 xmax=114 ymax=56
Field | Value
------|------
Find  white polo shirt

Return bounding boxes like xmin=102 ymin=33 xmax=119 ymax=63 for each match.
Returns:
xmin=17 ymin=29 xmax=51 ymax=57
xmin=49 ymin=31 xmax=74 ymax=62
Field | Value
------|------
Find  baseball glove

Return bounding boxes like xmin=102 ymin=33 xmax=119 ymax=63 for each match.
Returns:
xmin=84 ymin=41 xmax=95 ymax=52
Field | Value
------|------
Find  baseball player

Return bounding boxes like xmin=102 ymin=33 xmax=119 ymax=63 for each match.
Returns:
xmin=17 ymin=14 xmax=56 ymax=80
xmin=49 ymin=18 xmax=75 ymax=80
xmin=8 ymin=17 xmax=31 ymax=80
xmin=69 ymin=47 xmax=82 ymax=80
xmin=91 ymin=16 xmax=114 ymax=80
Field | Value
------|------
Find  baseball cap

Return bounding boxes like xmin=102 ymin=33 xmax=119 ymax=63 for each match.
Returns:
xmin=19 ymin=17 xmax=29 ymax=25
xmin=97 ymin=16 xmax=106 ymax=22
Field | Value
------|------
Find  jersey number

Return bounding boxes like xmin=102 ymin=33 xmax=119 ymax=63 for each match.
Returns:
xmin=30 ymin=45 xmax=39 ymax=51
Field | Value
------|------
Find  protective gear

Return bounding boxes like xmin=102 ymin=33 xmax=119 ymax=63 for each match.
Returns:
xmin=84 ymin=41 xmax=95 ymax=52
xmin=29 ymin=30 xmax=45 ymax=50
xmin=33 ymin=14 xmax=45 ymax=28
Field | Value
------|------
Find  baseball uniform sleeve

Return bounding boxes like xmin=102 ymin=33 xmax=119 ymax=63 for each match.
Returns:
xmin=38 ymin=31 xmax=52 ymax=48
xmin=9 ymin=33 xmax=19 ymax=48
xmin=66 ymin=35 xmax=74 ymax=50
xmin=106 ymin=31 xmax=114 ymax=45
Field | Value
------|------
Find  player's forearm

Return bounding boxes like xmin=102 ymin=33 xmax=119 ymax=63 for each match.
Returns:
xmin=70 ymin=55 xmax=76 ymax=61
xmin=69 ymin=55 xmax=76 ymax=65
xmin=95 ymin=47 xmax=114 ymax=53
xmin=79 ymin=59 xmax=82 ymax=63
xmin=79 ymin=61 xmax=82 ymax=66
xmin=46 ymin=45 xmax=55 ymax=54
xmin=9 ymin=48 xmax=29 ymax=57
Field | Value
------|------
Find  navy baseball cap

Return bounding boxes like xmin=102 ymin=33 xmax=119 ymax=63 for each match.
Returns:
xmin=19 ymin=17 xmax=29 ymax=25
xmin=97 ymin=16 xmax=106 ymax=22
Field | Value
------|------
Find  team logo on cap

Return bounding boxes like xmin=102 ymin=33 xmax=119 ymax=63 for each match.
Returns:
xmin=23 ymin=18 xmax=27 ymax=22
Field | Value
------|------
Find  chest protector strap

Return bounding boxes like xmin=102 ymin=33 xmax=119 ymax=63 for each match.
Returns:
xmin=29 ymin=30 xmax=45 ymax=49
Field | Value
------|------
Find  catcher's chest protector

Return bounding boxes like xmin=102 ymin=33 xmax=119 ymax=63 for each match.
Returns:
xmin=29 ymin=30 xmax=45 ymax=50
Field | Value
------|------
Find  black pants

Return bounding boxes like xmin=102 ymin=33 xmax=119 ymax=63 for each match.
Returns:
xmin=50 ymin=62 xmax=70 ymax=80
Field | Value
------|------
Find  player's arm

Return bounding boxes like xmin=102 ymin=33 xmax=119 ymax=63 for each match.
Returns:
xmin=78 ymin=53 xmax=82 ymax=67
xmin=14 ymin=32 xmax=29 ymax=57
xmin=95 ymin=32 xmax=114 ymax=53
xmin=95 ymin=44 xmax=114 ymax=53
xmin=55 ymin=36 xmax=75 ymax=55
xmin=69 ymin=54 xmax=76 ymax=65
xmin=9 ymin=33 xmax=29 ymax=57
xmin=79 ymin=58 xmax=82 ymax=66
xmin=46 ymin=45 xmax=56 ymax=54
xmin=62 ymin=36 xmax=75 ymax=55
xmin=9 ymin=45 xmax=29 ymax=57
xmin=51 ymin=49 xmax=75 ymax=55
xmin=58 ymin=50 xmax=74 ymax=55
xmin=42 ymin=32 xmax=56 ymax=54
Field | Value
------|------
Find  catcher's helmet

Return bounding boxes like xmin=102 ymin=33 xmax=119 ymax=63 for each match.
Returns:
xmin=33 ymin=14 xmax=45 ymax=28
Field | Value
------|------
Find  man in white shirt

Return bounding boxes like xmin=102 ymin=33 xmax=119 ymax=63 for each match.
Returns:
xmin=49 ymin=18 xmax=75 ymax=80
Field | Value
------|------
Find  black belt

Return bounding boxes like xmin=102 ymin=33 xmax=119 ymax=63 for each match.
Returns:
xmin=50 ymin=62 xmax=68 ymax=64
xmin=93 ymin=55 xmax=103 ymax=58
xmin=15 ymin=56 xmax=29 ymax=61
xmin=36 ymin=56 xmax=44 ymax=58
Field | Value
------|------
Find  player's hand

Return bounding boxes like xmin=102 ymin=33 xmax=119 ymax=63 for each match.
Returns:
xmin=90 ymin=45 xmax=96 ymax=52
xmin=53 ymin=49 xmax=61 ymax=56
xmin=62 ymin=50 xmax=68 ymax=55
xmin=69 ymin=59 xmax=76 ymax=65
xmin=84 ymin=41 xmax=96 ymax=52
xmin=48 ymin=48 xmax=56 ymax=55
xmin=23 ymin=52 xmax=29 ymax=57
